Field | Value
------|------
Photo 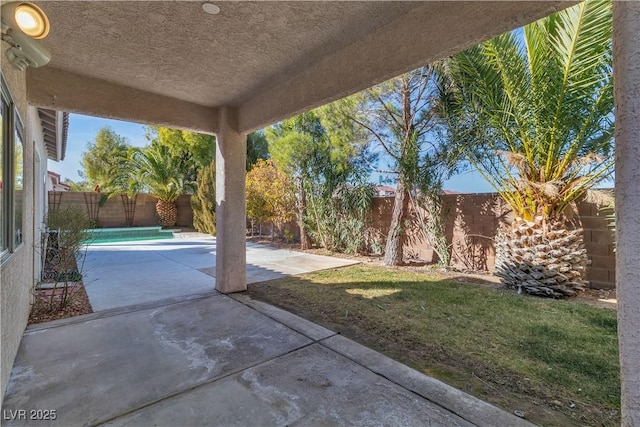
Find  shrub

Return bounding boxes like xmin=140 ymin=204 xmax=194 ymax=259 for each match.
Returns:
xmin=192 ymin=161 xmax=216 ymax=235
xmin=42 ymin=207 xmax=92 ymax=312
xmin=246 ymin=159 xmax=296 ymax=238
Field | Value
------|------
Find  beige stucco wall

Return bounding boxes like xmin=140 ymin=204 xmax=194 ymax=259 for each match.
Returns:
xmin=1 ymin=45 xmax=47 ymax=403
xmin=613 ymin=2 xmax=640 ymax=424
xmin=32 ymin=121 xmax=48 ymax=285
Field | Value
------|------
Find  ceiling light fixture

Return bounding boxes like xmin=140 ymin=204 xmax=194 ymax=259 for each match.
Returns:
xmin=201 ymin=2 xmax=220 ymax=15
xmin=1 ymin=2 xmax=51 ymax=70
xmin=14 ymin=3 xmax=50 ymax=39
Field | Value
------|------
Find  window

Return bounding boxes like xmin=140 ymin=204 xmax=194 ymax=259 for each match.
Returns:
xmin=1 ymin=74 xmax=25 ymax=259
xmin=1 ymin=94 xmax=5 ymax=252
xmin=14 ymin=125 xmax=24 ymax=247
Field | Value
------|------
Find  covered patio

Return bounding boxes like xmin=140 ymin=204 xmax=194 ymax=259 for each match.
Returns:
xmin=1 ymin=1 xmax=639 ymax=424
xmin=3 ymin=282 xmax=531 ymax=426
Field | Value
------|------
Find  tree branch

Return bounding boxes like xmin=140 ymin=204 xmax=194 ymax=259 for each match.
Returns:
xmin=347 ymin=114 xmax=400 ymax=161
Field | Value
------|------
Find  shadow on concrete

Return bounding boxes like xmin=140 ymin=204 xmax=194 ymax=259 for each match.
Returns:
xmin=82 ymin=238 xmax=357 ymax=312
xmin=2 ymin=292 xmax=531 ymax=427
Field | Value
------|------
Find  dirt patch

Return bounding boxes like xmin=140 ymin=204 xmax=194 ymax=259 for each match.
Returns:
xmin=28 ymin=282 xmax=93 ymax=325
xmin=569 ymin=287 xmax=617 ymax=310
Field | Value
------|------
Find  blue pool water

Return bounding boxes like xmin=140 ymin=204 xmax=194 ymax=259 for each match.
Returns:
xmin=85 ymin=227 xmax=175 ymax=244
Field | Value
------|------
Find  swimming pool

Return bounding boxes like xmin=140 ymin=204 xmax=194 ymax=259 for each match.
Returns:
xmin=85 ymin=227 xmax=175 ymax=244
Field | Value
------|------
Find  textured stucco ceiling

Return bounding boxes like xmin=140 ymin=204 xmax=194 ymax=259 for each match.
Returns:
xmin=37 ymin=1 xmax=420 ymax=107
xmin=26 ymin=1 xmax=574 ymax=133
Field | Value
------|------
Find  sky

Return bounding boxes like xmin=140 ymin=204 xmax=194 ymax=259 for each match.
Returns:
xmin=49 ymin=114 xmax=149 ymax=183
xmin=49 ymin=113 xmax=495 ymax=193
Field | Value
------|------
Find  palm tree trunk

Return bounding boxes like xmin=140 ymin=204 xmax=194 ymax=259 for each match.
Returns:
xmin=383 ymin=178 xmax=409 ymax=266
xmin=156 ymin=200 xmax=177 ymax=227
xmin=495 ymin=217 xmax=588 ymax=297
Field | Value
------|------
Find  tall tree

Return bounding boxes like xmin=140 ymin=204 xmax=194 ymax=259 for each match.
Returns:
xmin=246 ymin=131 xmax=269 ymax=171
xmin=267 ymin=111 xmax=325 ymax=249
xmin=439 ymin=0 xmax=613 ymax=297
xmin=312 ymin=98 xmax=375 ymax=253
xmin=145 ymin=127 xmax=216 ymax=184
xmin=350 ymin=67 xmax=462 ymax=266
xmin=129 ymin=142 xmax=195 ymax=227
xmin=80 ymin=127 xmax=130 ymax=192
xmin=245 ymin=159 xmax=296 ymax=237
xmin=148 ymin=128 xmax=269 ymax=171
xmin=267 ymin=104 xmax=371 ymax=251
xmin=139 ymin=127 xmax=218 ymax=227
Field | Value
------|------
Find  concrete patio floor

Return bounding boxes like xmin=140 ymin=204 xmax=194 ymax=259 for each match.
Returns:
xmin=2 ymin=237 xmax=532 ymax=426
xmin=3 ymin=293 xmax=531 ymax=427
xmin=82 ymin=235 xmax=358 ymax=311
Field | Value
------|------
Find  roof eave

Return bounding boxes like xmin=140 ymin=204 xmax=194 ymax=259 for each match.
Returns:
xmin=39 ymin=108 xmax=68 ymax=161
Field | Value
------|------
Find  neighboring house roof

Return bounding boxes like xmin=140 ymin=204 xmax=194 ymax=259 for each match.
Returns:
xmin=376 ymin=185 xmax=396 ymax=193
xmin=47 ymin=171 xmax=70 ymax=191
xmin=373 ymin=187 xmax=461 ymax=198
xmin=373 ymin=185 xmax=396 ymax=198
xmin=52 ymin=182 xmax=70 ymax=191
xmin=38 ymin=109 xmax=69 ymax=161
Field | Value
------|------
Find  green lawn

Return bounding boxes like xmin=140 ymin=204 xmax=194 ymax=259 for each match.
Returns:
xmin=246 ymin=265 xmax=620 ymax=426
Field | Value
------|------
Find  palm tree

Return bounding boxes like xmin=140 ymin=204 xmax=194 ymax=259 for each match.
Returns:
xmin=130 ymin=143 xmax=194 ymax=227
xmin=439 ymin=0 xmax=613 ymax=297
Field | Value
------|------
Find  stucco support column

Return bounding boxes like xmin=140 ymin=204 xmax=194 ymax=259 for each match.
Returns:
xmin=215 ymin=107 xmax=247 ymax=293
xmin=613 ymin=2 xmax=640 ymax=425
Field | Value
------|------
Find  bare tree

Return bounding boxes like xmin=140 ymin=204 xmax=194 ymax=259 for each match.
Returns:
xmin=351 ymin=66 xmax=461 ymax=266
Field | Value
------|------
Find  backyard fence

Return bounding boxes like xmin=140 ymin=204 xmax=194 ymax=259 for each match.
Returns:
xmin=49 ymin=192 xmax=194 ymax=229
xmin=369 ymin=193 xmax=615 ymax=289
xmin=260 ymin=193 xmax=615 ymax=290
xmin=50 ymin=191 xmax=615 ymax=289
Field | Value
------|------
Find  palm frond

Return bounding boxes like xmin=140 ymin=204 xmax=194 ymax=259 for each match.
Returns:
xmin=438 ymin=0 xmax=613 ymax=221
xmin=129 ymin=144 xmax=187 ymax=203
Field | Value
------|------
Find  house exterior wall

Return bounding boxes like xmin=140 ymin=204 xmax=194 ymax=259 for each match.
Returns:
xmin=33 ymin=137 xmax=48 ymax=283
xmin=1 ymin=47 xmax=48 ymax=402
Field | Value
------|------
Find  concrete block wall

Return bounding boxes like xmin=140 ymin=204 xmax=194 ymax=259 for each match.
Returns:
xmin=51 ymin=191 xmax=616 ymax=289
xmin=443 ymin=194 xmax=511 ymax=272
xmin=370 ymin=193 xmax=616 ymax=289
xmin=368 ymin=197 xmax=394 ymax=252
xmin=51 ymin=192 xmax=194 ymax=228
xmin=577 ymin=201 xmax=616 ymax=289
xmin=176 ymin=195 xmax=195 ymax=229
